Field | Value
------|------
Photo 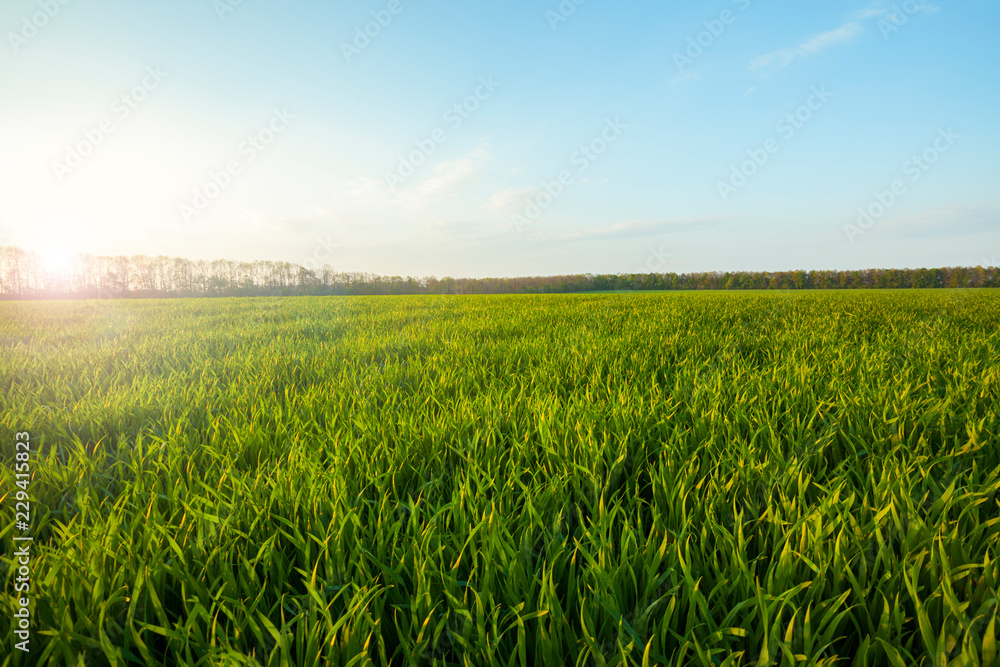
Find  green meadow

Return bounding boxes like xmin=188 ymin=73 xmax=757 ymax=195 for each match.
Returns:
xmin=1 ymin=290 xmax=998 ymax=666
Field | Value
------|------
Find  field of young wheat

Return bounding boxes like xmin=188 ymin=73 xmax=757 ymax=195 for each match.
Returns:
xmin=1 ymin=290 xmax=998 ymax=666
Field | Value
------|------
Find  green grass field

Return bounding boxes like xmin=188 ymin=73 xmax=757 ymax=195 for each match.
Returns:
xmin=2 ymin=291 xmax=999 ymax=666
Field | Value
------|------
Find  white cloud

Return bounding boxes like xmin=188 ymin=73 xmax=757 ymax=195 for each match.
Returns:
xmin=749 ymin=51 xmax=795 ymax=72
xmin=396 ymin=147 xmax=490 ymax=209
xmin=854 ymin=5 xmax=887 ymax=19
xmin=481 ymin=186 xmax=540 ymax=214
xmin=750 ymin=22 xmax=863 ymax=72
xmin=884 ymin=3 xmax=938 ymax=23
xmin=880 ymin=204 xmax=999 ymax=238
xmin=551 ymin=217 xmax=723 ymax=242
xmin=857 ymin=2 xmax=939 ymax=20
xmin=668 ymin=69 xmax=701 ymax=85
xmin=349 ymin=177 xmax=386 ymax=198
xmin=422 ymin=217 xmax=500 ymax=240
xmin=801 ymin=22 xmax=864 ymax=53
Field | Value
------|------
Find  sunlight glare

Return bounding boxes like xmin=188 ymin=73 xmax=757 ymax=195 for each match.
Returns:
xmin=40 ymin=247 xmax=78 ymax=276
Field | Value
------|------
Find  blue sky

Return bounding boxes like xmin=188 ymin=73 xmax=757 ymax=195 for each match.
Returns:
xmin=1 ymin=0 xmax=997 ymax=278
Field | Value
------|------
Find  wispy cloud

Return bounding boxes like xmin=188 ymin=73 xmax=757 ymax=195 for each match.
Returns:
xmin=855 ymin=2 xmax=939 ymax=21
xmin=481 ymin=186 xmax=540 ymax=214
xmin=884 ymin=3 xmax=939 ymax=23
xmin=398 ymin=147 xmax=489 ymax=208
xmin=854 ymin=5 xmax=887 ymax=20
xmin=551 ymin=217 xmax=723 ymax=242
xmin=342 ymin=177 xmax=386 ymax=202
xmin=668 ymin=69 xmax=701 ymax=85
xmin=800 ymin=22 xmax=864 ymax=53
xmin=750 ymin=22 xmax=863 ymax=72
xmin=880 ymin=204 xmax=999 ymax=238
xmin=423 ymin=218 xmax=487 ymax=239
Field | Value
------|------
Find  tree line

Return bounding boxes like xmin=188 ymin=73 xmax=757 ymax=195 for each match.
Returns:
xmin=0 ymin=245 xmax=996 ymax=299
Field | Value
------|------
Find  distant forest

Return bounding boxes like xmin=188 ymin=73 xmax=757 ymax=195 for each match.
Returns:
xmin=0 ymin=245 xmax=997 ymax=299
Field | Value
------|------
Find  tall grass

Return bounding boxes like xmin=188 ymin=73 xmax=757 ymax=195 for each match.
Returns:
xmin=1 ymin=290 xmax=998 ymax=665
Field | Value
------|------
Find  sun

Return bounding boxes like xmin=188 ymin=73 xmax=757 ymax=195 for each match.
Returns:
xmin=39 ymin=247 xmax=79 ymax=276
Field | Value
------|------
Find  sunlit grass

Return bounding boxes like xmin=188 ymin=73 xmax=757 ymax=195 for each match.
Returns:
xmin=1 ymin=290 xmax=998 ymax=665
